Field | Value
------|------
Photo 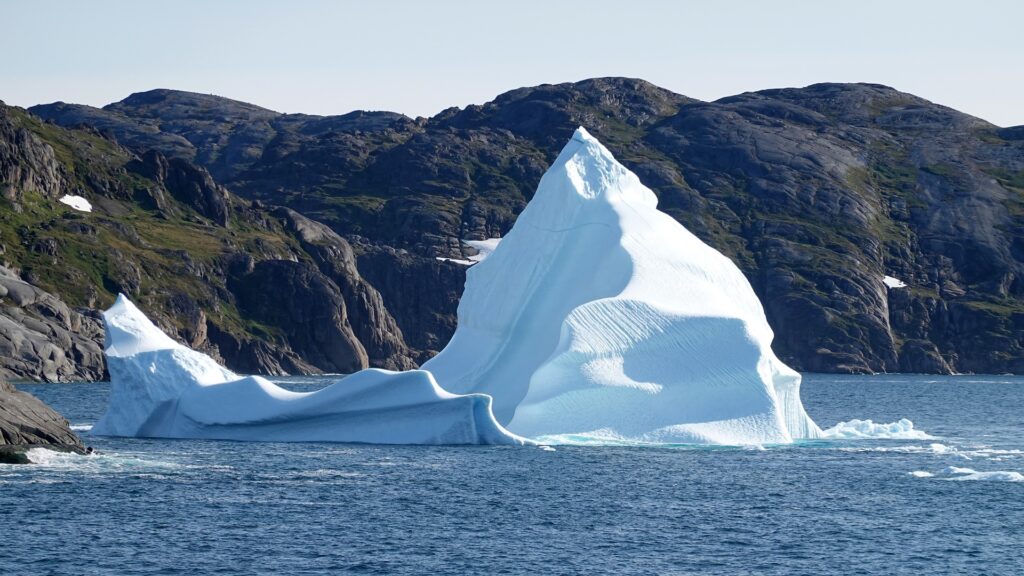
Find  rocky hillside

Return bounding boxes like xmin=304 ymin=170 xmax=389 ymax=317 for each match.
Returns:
xmin=17 ymin=78 xmax=1024 ymax=375
xmin=0 ymin=100 xmax=420 ymax=380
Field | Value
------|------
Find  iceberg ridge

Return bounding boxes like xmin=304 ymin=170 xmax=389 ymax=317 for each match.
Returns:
xmin=93 ymin=296 xmax=525 ymax=444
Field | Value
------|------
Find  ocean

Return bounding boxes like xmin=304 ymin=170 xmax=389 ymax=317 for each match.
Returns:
xmin=2 ymin=374 xmax=1022 ymax=575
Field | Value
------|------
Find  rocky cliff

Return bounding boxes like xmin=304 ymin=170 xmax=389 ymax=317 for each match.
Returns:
xmin=13 ymin=78 xmax=1024 ymax=374
xmin=0 ymin=100 xmax=414 ymax=380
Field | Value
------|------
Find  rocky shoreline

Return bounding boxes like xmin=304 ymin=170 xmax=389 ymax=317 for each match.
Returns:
xmin=0 ymin=379 xmax=86 ymax=464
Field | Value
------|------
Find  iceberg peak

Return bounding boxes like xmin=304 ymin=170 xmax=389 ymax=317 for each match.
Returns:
xmin=103 ymin=294 xmax=182 ymax=358
xmin=570 ymin=125 xmax=596 ymax=144
xmin=424 ymin=129 xmax=822 ymax=443
xmin=512 ymin=126 xmax=656 ymax=236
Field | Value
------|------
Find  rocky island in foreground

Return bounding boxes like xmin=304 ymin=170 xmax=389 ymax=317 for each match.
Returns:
xmin=0 ymin=379 xmax=85 ymax=463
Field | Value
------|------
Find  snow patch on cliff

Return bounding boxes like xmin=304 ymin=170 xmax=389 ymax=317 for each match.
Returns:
xmin=883 ymin=275 xmax=907 ymax=288
xmin=58 ymin=195 xmax=92 ymax=212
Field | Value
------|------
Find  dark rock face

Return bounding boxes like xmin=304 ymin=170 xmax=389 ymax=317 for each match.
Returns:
xmin=0 ymin=102 xmax=64 ymax=201
xmin=136 ymin=150 xmax=231 ymax=226
xmin=0 ymin=378 xmax=85 ymax=463
xmin=231 ymin=259 xmax=368 ymax=374
xmin=273 ymin=208 xmax=416 ymax=369
xmin=355 ymin=243 xmax=466 ymax=363
xmin=21 ymin=79 xmax=1024 ymax=374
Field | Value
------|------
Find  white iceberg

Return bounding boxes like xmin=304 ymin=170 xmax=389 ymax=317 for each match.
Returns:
xmin=94 ymin=127 xmax=822 ymax=446
xmin=92 ymin=295 xmax=525 ymax=445
xmin=423 ymin=127 xmax=821 ymax=445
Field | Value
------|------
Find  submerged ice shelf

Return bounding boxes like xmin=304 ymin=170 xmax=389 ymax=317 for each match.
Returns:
xmin=95 ymin=128 xmax=827 ymax=446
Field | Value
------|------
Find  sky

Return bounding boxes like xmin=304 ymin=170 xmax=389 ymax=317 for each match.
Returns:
xmin=3 ymin=0 xmax=1022 ymax=126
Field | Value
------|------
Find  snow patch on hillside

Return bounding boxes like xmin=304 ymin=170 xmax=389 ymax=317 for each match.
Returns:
xmin=463 ymin=238 xmax=501 ymax=262
xmin=883 ymin=275 xmax=907 ymax=288
xmin=59 ymin=195 xmax=92 ymax=212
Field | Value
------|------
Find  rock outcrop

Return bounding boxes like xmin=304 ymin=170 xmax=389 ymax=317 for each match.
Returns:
xmin=135 ymin=150 xmax=231 ymax=226
xmin=0 ymin=100 xmax=65 ymax=202
xmin=0 ymin=266 xmax=105 ymax=381
xmin=273 ymin=208 xmax=416 ymax=369
xmin=0 ymin=378 xmax=85 ymax=463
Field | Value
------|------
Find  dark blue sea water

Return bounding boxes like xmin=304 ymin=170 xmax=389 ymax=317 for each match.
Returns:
xmin=3 ymin=374 xmax=1022 ymax=575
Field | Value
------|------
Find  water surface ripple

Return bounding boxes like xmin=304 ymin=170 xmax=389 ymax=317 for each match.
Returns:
xmin=2 ymin=374 xmax=1022 ymax=575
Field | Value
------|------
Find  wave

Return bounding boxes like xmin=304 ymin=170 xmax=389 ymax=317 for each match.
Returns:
xmin=22 ymin=447 xmax=182 ymax=473
xmin=908 ymin=465 xmax=1024 ymax=482
xmin=942 ymin=466 xmax=1024 ymax=482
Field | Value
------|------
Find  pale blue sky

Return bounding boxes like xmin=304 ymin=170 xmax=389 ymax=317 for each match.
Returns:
xmin=3 ymin=0 xmax=1021 ymax=126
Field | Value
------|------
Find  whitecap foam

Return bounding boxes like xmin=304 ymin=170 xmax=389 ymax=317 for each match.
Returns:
xmin=947 ymin=470 xmax=1024 ymax=482
xmin=25 ymin=448 xmax=89 ymax=466
xmin=942 ymin=466 xmax=1024 ymax=482
xmin=971 ymin=448 xmax=1023 ymax=457
xmin=291 ymin=469 xmax=363 ymax=479
xmin=70 ymin=424 xmax=93 ymax=431
xmin=534 ymin=429 xmax=652 ymax=447
xmin=943 ymin=466 xmax=976 ymax=475
xmin=820 ymin=418 xmax=933 ymax=440
xmin=24 ymin=448 xmax=182 ymax=473
xmin=907 ymin=465 xmax=1024 ymax=482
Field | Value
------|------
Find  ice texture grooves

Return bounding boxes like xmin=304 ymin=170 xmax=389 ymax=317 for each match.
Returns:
xmin=424 ymin=127 xmax=822 ymax=444
xmin=93 ymin=295 xmax=525 ymax=445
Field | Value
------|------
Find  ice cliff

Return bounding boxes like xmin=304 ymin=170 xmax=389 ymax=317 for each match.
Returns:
xmin=94 ymin=128 xmax=822 ymax=445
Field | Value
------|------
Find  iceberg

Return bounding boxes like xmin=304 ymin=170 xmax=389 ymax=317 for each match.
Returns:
xmin=423 ymin=127 xmax=821 ymax=445
xmin=92 ymin=295 xmax=525 ymax=445
xmin=94 ymin=127 xmax=822 ymax=446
